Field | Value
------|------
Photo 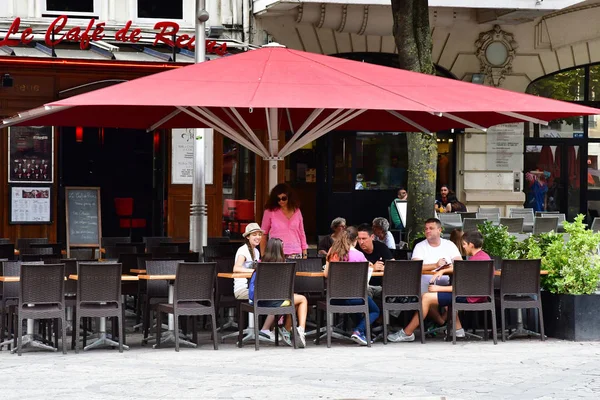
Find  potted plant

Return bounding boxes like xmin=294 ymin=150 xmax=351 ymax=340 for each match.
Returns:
xmin=539 ymin=214 xmax=600 ymax=341
xmin=478 ymin=221 xmax=517 ymax=268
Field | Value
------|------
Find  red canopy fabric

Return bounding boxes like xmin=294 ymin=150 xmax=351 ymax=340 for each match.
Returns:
xmin=2 ymin=46 xmax=599 ymax=146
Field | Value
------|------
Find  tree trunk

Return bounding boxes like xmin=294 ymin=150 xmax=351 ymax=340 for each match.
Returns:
xmin=391 ymin=0 xmax=437 ymax=240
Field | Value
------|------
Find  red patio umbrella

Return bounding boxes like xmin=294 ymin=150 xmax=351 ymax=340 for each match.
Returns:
xmin=2 ymin=45 xmax=599 ymax=164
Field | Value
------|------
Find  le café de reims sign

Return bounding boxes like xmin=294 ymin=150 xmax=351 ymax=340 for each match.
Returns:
xmin=0 ymin=16 xmax=228 ymax=55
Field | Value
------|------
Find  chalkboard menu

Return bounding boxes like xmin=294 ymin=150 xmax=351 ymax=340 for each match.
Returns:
xmin=65 ymin=187 xmax=102 ymax=252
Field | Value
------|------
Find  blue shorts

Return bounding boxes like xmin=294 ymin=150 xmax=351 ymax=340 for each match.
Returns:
xmin=437 ymin=292 xmax=468 ymax=307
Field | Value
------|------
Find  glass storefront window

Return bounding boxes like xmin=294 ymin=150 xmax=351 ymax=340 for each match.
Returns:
xmin=332 ymin=136 xmax=353 ymax=192
xmin=222 ymin=138 xmax=255 ymax=237
xmin=526 ymin=117 xmax=585 ymax=139
xmin=354 ymin=132 xmax=408 ymax=191
xmin=588 ymin=143 xmax=600 ymax=190
xmin=526 ymin=68 xmax=585 ymax=101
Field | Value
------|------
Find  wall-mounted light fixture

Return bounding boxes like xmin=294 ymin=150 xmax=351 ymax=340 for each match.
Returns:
xmin=76 ymin=126 xmax=84 ymax=143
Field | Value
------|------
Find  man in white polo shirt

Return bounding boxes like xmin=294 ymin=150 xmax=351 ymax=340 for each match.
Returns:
xmin=387 ymin=217 xmax=462 ymax=342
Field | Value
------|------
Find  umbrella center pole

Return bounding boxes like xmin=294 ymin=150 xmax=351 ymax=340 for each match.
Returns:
xmin=190 ymin=128 xmax=208 ymax=254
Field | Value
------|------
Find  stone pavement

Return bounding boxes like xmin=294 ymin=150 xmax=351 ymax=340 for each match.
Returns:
xmin=1 ymin=331 xmax=599 ymax=400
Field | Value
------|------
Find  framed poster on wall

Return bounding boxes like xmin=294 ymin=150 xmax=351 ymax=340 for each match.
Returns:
xmin=8 ymin=126 xmax=54 ymax=183
xmin=171 ymin=128 xmax=214 ymax=185
xmin=9 ymin=185 xmax=52 ymax=224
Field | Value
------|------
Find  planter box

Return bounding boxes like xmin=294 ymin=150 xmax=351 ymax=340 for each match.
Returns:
xmin=542 ymin=291 xmax=600 ymax=341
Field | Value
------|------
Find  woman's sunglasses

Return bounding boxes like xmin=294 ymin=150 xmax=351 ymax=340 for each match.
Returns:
xmin=278 ymin=195 xmax=288 ymax=202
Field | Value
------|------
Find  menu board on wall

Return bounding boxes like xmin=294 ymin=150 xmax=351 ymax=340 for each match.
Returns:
xmin=8 ymin=126 xmax=53 ymax=183
xmin=485 ymin=123 xmax=524 ymax=170
xmin=171 ymin=128 xmax=214 ymax=185
xmin=9 ymin=186 xmax=52 ymax=224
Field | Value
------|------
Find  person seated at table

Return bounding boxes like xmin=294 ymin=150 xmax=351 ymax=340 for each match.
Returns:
xmin=390 ymin=187 xmax=407 ymax=230
xmin=233 ymin=223 xmax=276 ymax=341
xmin=372 ymin=217 xmax=396 ymax=250
xmin=250 ymin=238 xmax=308 ymax=348
xmin=387 ymin=230 xmax=490 ymax=342
xmin=356 ymin=223 xmax=394 ymax=309
xmin=318 ymin=217 xmax=347 ymax=256
xmin=449 ymin=228 xmax=467 ymax=258
xmin=325 ymin=227 xmax=380 ymax=346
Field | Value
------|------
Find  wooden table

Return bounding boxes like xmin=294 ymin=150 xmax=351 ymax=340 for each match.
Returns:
xmin=68 ymin=274 xmax=139 ymax=281
xmin=137 ymin=274 xmax=195 ymax=349
xmin=130 ymin=269 xmax=146 ymax=274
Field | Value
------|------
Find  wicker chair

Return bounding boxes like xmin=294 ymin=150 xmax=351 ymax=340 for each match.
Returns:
xmin=500 ymin=259 xmax=545 ymax=342
xmin=74 ymin=262 xmax=124 ymax=353
xmin=293 ymin=258 xmax=326 ymax=337
xmin=462 ymin=218 xmax=487 ymax=233
xmin=533 ymin=217 xmax=559 ymax=234
xmin=160 ymin=241 xmax=190 ymax=253
xmin=17 ymin=263 xmax=67 ymax=355
xmin=0 ymin=244 xmax=16 ymax=261
xmin=457 ymin=212 xmax=477 ymax=220
xmin=499 ymin=217 xmax=524 ymax=233
xmin=316 ymin=262 xmax=371 ymax=348
xmin=1 ymin=261 xmax=45 ymax=350
xmin=381 ymin=260 xmax=425 ymax=344
xmin=451 ymin=260 xmax=497 ymax=345
xmin=150 ymin=245 xmax=179 ymax=259
xmin=203 ymin=244 xmax=238 ymax=262
xmin=142 ymin=260 xmax=181 ymax=344
xmin=0 ymin=239 xmax=11 ymax=245
xmin=207 ymin=237 xmax=230 ymax=246
xmin=104 ymin=245 xmax=139 ymax=261
xmin=164 ymin=252 xmax=199 ymax=262
xmin=238 ymin=262 xmax=298 ymax=351
xmin=214 ymin=257 xmax=242 ymax=336
xmin=591 ymin=217 xmax=600 ymax=232
xmin=156 ymin=262 xmax=218 ymax=351
xmin=438 ymin=213 xmax=463 ymax=231
xmin=143 ymin=237 xmax=172 ymax=252
xmin=15 ymin=238 xmax=48 ymax=251
xmin=101 ymin=237 xmax=131 ymax=247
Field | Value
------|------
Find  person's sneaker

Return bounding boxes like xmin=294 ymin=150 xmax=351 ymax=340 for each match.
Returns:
xmin=444 ymin=328 xmax=466 ymax=338
xmin=296 ymin=326 xmax=306 ymax=348
xmin=372 ymin=325 xmax=383 ymax=334
xmin=259 ymin=329 xmax=275 ymax=342
xmin=387 ymin=329 xmax=415 ymax=342
xmin=351 ymin=330 xmax=368 ymax=346
xmin=278 ymin=326 xmax=292 ymax=346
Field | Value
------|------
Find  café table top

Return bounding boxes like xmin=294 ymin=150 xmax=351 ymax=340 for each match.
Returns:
xmin=138 ymin=274 xmax=176 ymax=280
xmin=130 ymin=269 xmax=146 ymax=274
xmin=216 ymin=270 xmax=549 ymax=279
xmin=68 ymin=274 xmax=139 ymax=281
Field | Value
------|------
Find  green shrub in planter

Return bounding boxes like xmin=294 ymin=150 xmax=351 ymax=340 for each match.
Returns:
xmin=477 ymin=221 xmax=517 ymax=259
xmin=542 ymin=215 xmax=600 ymax=295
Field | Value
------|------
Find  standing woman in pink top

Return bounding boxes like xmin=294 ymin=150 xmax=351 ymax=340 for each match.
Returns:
xmin=260 ymin=184 xmax=308 ymax=259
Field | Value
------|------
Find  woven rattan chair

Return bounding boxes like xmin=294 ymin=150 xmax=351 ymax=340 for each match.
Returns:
xmin=462 ymin=218 xmax=487 ymax=233
xmin=457 ymin=212 xmax=477 ymax=220
xmin=533 ymin=217 xmax=559 ymax=234
xmin=238 ymin=262 xmax=298 ymax=351
xmin=509 ymin=209 xmax=534 ymax=232
xmin=477 ymin=212 xmax=500 ymax=225
xmin=0 ymin=243 xmax=16 ymax=261
xmin=68 ymin=248 xmax=97 ymax=261
xmin=150 ymin=245 xmax=179 ymax=258
xmin=451 ymin=260 xmax=497 ymax=345
xmin=438 ymin=213 xmax=463 ymax=231
xmin=203 ymin=244 xmax=238 ymax=262
xmin=74 ymin=262 xmax=124 ymax=353
xmin=20 ymin=246 xmax=53 ymax=256
xmin=207 ymin=237 xmax=230 ymax=246
xmin=382 ymin=260 xmax=425 ymax=344
xmin=156 ymin=262 xmax=218 ymax=351
xmin=143 ymin=237 xmax=172 ymax=252
xmin=160 ymin=241 xmax=190 ymax=253
xmin=478 ymin=207 xmax=501 ymax=216
xmin=17 ymin=263 xmax=67 ymax=355
xmin=104 ymin=245 xmax=139 ymax=261
xmin=316 ymin=262 xmax=371 ymax=348
xmin=142 ymin=260 xmax=181 ymax=344
xmin=15 ymin=238 xmax=48 ymax=251
xmin=101 ymin=237 xmax=131 ymax=247
xmin=1 ymin=261 xmax=44 ymax=350
xmin=591 ymin=217 xmax=600 ymax=232
xmin=499 ymin=217 xmax=524 ymax=233
xmin=164 ymin=252 xmax=199 ymax=262
xmin=214 ymin=258 xmax=242 ymax=336
xmin=293 ymin=258 xmax=326 ymax=337
xmin=0 ymin=239 xmax=11 ymax=245
xmin=500 ymin=259 xmax=545 ymax=342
